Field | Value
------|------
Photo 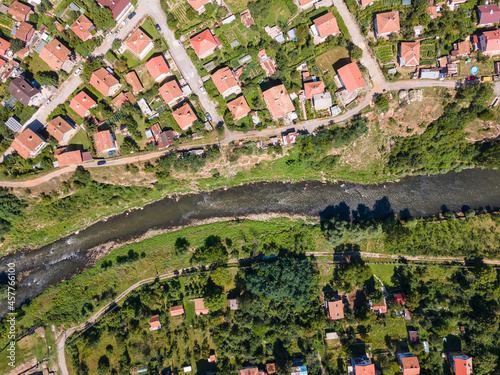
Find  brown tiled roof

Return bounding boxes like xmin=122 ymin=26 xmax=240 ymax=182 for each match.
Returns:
xmin=190 ymin=29 xmax=221 ymax=58
xmin=327 ymin=300 xmax=344 ymax=320
xmin=399 ymin=41 xmax=420 ymax=66
xmin=158 ymin=130 xmax=175 ymax=148
xmin=149 ymin=314 xmax=161 ymax=329
xmin=145 ymin=55 xmax=170 ymax=81
xmin=188 ymin=0 xmax=212 ymax=12
xmin=478 ymin=5 xmax=500 ymax=25
xmin=70 ymin=91 xmax=96 ymax=118
xmin=94 ymin=130 xmax=116 ymax=154
xmin=238 ymin=367 xmax=260 ymax=375
xmin=211 ymin=67 xmax=239 ymax=96
xmin=376 ymin=11 xmax=400 ymax=35
xmin=481 ymin=30 xmax=500 ymax=53
xmin=125 ymin=71 xmax=143 ymax=94
xmin=170 ymin=305 xmax=185 ymax=316
xmin=39 ymin=39 xmax=71 ymax=71
xmin=298 ymin=0 xmax=315 ymax=6
xmin=112 ymin=92 xmax=127 ymax=108
xmin=125 ymin=28 xmax=153 ymax=58
xmin=57 ymin=150 xmax=82 ymax=167
xmin=46 ymin=116 xmax=73 ymax=142
xmin=262 ymin=84 xmax=295 ymax=121
xmin=304 ymin=80 xmax=325 ymax=99
xmin=70 ymin=15 xmax=94 ymax=41
xmin=172 ymin=102 xmax=197 ymax=131
xmin=159 ymin=79 xmax=183 ymax=105
xmin=0 ymin=37 xmax=10 ymax=56
xmin=355 ymin=364 xmax=375 ymax=375
xmin=266 ymin=364 xmax=276 ymax=374
xmin=240 ymin=9 xmax=256 ymax=27
xmin=11 ymin=129 xmax=44 ymax=159
xmin=90 ymin=68 xmax=120 ymax=96
xmin=451 ymin=40 xmax=470 ymax=57
xmin=14 ymin=22 xmax=34 ymax=43
xmin=313 ymin=12 xmax=340 ymax=39
xmin=96 ymin=0 xmax=131 ymax=20
xmin=337 ymin=62 xmax=366 ymax=93
xmin=228 ymin=96 xmax=251 ymax=121
xmin=8 ymin=1 xmax=32 ymax=21
xmin=401 ymin=356 xmax=420 ymax=375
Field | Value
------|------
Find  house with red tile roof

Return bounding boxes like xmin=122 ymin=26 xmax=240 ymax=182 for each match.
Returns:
xmin=46 ymin=116 xmax=76 ymax=144
xmin=172 ymin=102 xmax=197 ymax=131
xmin=125 ymin=71 xmax=144 ymax=94
xmin=170 ymin=305 xmax=185 ymax=317
xmin=94 ymin=130 xmax=118 ymax=154
xmin=149 ymin=315 xmax=161 ymax=331
xmin=193 ymin=298 xmax=209 ymax=315
xmin=262 ymin=84 xmax=295 ymax=122
xmin=8 ymin=1 xmax=33 ymax=21
xmin=96 ymin=0 xmax=133 ymax=22
xmin=56 ymin=150 xmax=82 ymax=167
xmin=159 ymin=79 xmax=184 ymax=106
xmin=294 ymin=0 xmax=316 ymax=11
xmin=451 ymin=40 xmax=470 ymax=57
xmin=125 ymin=29 xmax=154 ymax=60
xmin=359 ymin=0 xmax=378 ymax=7
xmin=188 ymin=0 xmax=212 ymax=13
xmin=304 ymin=80 xmax=325 ymax=100
xmin=337 ymin=62 xmax=366 ymax=93
xmin=310 ymin=12 xmax=340 ymax=44
xmin=394 ymin=293 xmax=406 ymax=305
xmin=258 ymin=49 xmax=277 ymax=77
xmin=39 ymin=39 xmax=72 ymax=71
xmin=375 ymin=11 xmax=400 ymax=38
xmin=399 ymin=41 xmax=421 ymax=66
xmin=398 ymin=353 xmax=420 ymax=375
xmin=479 ymin=30 xmax=500 ymax=55
xmin=0 ymin=38 xmax=10 ymax=56
xmin=370 ymin=298 xmax=388 ymax=314
xmin=478 ymin=5 xmax=500 ymax=26
xmin=13 ymin=22 xmax=34 ymax=44
xmin=70 ymin=91 xmax=96 ymax=118
xmin=211 ymin=67 xmax=241 ymax=99
xmin=450 ymin=354 xmax=472 ymax=375
xmin=145 ymin=55 xmax=171 ymax=83
xmin=90 ymin=68 xmax=121 ymax=97
xmin=326 ymin=299 xmax=344 ymax=320
xmin=427 ymin=4 xmax=443 ymax=19
xmin=228 ymin=96 xmax=251 ymax=121
xmin=70 ymin=15 xmax=94 ymax=41
xmin=11 ymin=128 xmax=47 ymax=159
xmin=190 ymin=29 xmax=221 ymax=59
xmin=352 ymin=357 xmax=375 ymax=375
xmin=238 ymin=367 xmax=260 ymax=375
xmin=282 ymin=130 xmax=298 ymax=145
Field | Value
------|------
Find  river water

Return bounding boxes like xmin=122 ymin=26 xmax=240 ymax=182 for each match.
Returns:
xmin=1 ymin=168 xmax=500 ymax=316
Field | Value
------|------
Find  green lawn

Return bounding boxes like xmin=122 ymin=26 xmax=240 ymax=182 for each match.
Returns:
xmin=369 ymin=264 xmax=396 ymax=289
xmin=370 ymin=317 xmax=408 ymax=351
xmin=141 ymin=18 xmax=162 ymax=41
xmin=315 ymin=46 xmax=350 ymax=72
xmin=122 ymin=50 xmax=142 ymax=68
xmin=184 ymin=298 xmax=196 ymax=325
xmin=28 ymin=54 xmax=52 ymax=74
xmin=68 ymin=128 xmax=92 ymax=151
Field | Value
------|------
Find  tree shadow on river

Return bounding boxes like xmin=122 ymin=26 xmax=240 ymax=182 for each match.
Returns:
xmin=319 ymin=196 xmax=404 ymax=222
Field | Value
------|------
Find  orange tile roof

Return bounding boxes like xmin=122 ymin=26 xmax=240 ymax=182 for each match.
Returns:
xmin=337 ymin=62 xmax=366 ymax=93
xmin=15 ymin=47 xmax=29 ymax=59
xmin=262 ymin=84 xmax=295 ymax=121
xmin=94 ymin=130 xmax=116 ymax=154
xmin=313 ymin=12 xmax=340 ymax=39
xmin=481 ymin=30 xmax=500 ymax=53
xmin=125 ymin=71 xmax=144 ymax=94
xmin=359 ymin=0 xmax=376 ymax=6
xmin=400 ymin=41 xmax=420 ymax=66
xmin=401 ymin=356 xmax=420 ymax=375
xmin=70 ymin=15 xmax=94 ymax=41
xmin=112 ymin=92 xmax=127 ymax=108
xmin=46 ymin=116 xmax=73 ymax=142
xmin=376 ymin=11 xmax=400 ymax=35
xmin=451 ymin=40 xmax=470 ymax=56
xmin=211 ymin=67 xmax=239 ymax=96
xmin=14 ymin=22 xmax=34 ymax=43
xmin=304 ymin=80 xmax=325 ymax=99
xmin=238 ymin=367 xmax=260 ymax=375
xmin=355 ymin=364 xmax=375 ymax=375
xmin=8 ymin=1 xmax=32 ymax=21
xmin=170 ymin=305 xmax=185 ymax=316
xmin=190 ymin=29 xmax=221 ymax=58
xmin=427 ymin=5 xmax=442 ymax=19
xmin=149 ymin=315 xmax=161 ymax=329
xmin=0 ymin=37 xmax=10 ymax=56
xmin=11 ymin=129 xmax=45 ymax=159
xmin=145 ymin=55 xmax=170 ymax=82
xmin=266 ymin=364 xmax=276 ymax=374
xmin=56 ymin=150 xmax=82 ymax=167
xmin=228 ymin=96 xmax=251 ymax=121
xmin=70 ymin=91 xmax=96 ymax=118
xmin=327 ymin=300 xmax=344 ymax=320
xmin=172 ymin=102 xmax=197 ymax=131
xmin=454 ymin=356 xmax=472 ymax=375
xmin=90 ymin=68 xmax=120 ymax=96
xmin=125 ymin=28 xmax=153 ymax=58
xmin=39 ymin=39 xmax=71 ymax=71
xmin=188 ymin=0 xmax=212 ymax=12
xmin=159 ymin=79 xmax=183 ymax=105
xmin=298 ymin=0 xmax=315 ymax=6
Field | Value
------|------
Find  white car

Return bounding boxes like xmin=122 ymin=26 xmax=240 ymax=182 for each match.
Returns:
xmin=74 ymin=67 xmax=82 ymax=76
xmin=122 ymin=20 xmax=128 ymax=27
xmin=200 ymin=86 xmax=206 ymax=94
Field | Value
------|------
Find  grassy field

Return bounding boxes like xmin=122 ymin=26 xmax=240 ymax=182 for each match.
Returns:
xmin=374 ymin=44 xmax=396 ymax=65
xmin=226 ymin=0 xmax=249 ymax=13
xmin=28 ymin=54 xmax=52 ymax=74
xmin=369 ymin=264 xmax=396 ymax=289
xmin=370 ymin=317 xmax=408 ymax=351
xmin=68 ymin=128 xmax=92 ymax=150
xmin=315 ymin=46 xmax=350 ymax=72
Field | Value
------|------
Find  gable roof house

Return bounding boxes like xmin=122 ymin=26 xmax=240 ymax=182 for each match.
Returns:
xmin=478 ymin=5 xmax=500 ymax=26
xmin=399 ymin=41 xmax=421 ymax=66
xmin=157 ymin=130 xmax=175 ymax=149
xmin=39 ymin=39 xmax=73 ymax=72
xmin=294 ymin=0 xmax=317 ymax=11
xmin=326 ymin=299 xmax=344 ymax=320
xmin=337 ymin=62 xmax=366 ymax=93
xmin=13 ymin=22 xmax=35 ymax=44
xmin=450 ymin=354 xmax=472 ymax=375
xmin=172 ymin=102 xmax=197 ymax=131
xmin=479 ymin=30 xmax=500 ymax=55
xmin=359 ymin=0 xmax=378 ymax=8
xmin=398 ymin=353 xmax=420 ymax=375
xmin=190 ymin=29 xmax=221 ymax=59
xmin=125 ymin=29 xmax=154 ymax=60
xmin=70 ymin=15 xmax=94 ymax=41
xmin=262 ymin=84 xmax=296 ymax=122
xmin=90 ymin=68 xmax=121 ymax=97
xmin=375 ymin=11 xmax=400 ymax=38
xmin=310 ymin=12 xmax=340 ymax=44
xmin=238 ymin=367 xmax=261 ymax=375
xmin=149 ymin=315 xmax=161 ymax=331
xmin=370 ymin=298 xmax=388 ymax=314
xmin=451 ymin=40 xmax=470 ymax=57
xmin=0 ymin=38 xmax=11 ymax=56
xmin=125 ymin=71 xmax=144 ymax=94
xmin=145 ymin=55 xmax=171 ymax=83
xmin=70 ymin=91 xmax=96 ymax=118
xmin=211 ymin=67 xmax=241 ymax=99
xmin=11 ymin=128 xmax=47 ymax=159
xmin=96 ymin=0 xmax=134 ymax=23
xmin=56 ymin=150 xmax=83 ymax=167
xmin=170 ymin=305 xmax=185 ymax=317
xmin=304 ymin=80 xmax=325 ymax=100
xmin=8 ymin=1 xmax=33 ymax=21
xmin=188 ymin=0 xmax=212 ymax=13
xmin=94 ymin=129 xmax=118 ymax=154
xmin=352 ymin=357 xmax=375 ymax=375
xmin=8 ymin=77 xmax=40 ymax=106
xmin=46 ymin=116 xmax=76 ymax=144
xmin=193 ymin=298 xmax=209 ymax=315
xmin=160 ymin=79 xmax=184 ymax=106
xmin=258 ymin=49 xmax=277 ymax=77
xmin=227 ymin=96 xmax=251 ymax=121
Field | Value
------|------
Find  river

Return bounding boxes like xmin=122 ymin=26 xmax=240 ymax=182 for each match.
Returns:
xmin=1 ymin=168 xmax=500 ymax=316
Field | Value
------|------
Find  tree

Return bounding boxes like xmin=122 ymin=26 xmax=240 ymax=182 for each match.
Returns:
xmin=349 ymin=45 xmax=363 ymax=60
xmin=174 ymin=237 xmax=190 ymax=255
xmin=210 ymin=266 xmax=231 ymax=287
xmin=81 ymin=58 xmax=106 ymax=82
xmin=111 ymin=39 xmax=122 ymax=50
xmin=85 ymin=0 xmax=115 ymax=30
xmin=120 ymin=138 xmax=139 ymax=154
xmin=34 ymin=71 xmax=59 ymax=86
xmin=204 ymin=290 xmax=225 ymax=312
xmin=334 ymin=259 xmax=372 ymax=293
xmin=192 ymin=235 xmax=228 ymax=265
xmin=10 ymin=39 xmax=24 ymax=54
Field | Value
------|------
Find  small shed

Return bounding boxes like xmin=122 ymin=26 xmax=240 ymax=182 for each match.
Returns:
xmin=183 ymin=366 xmax=192 ymax=373
xmin=228 ymin=298 xmax=239 ymax=310
xmin=409 ymin=330 xmax=418 ymax=343
xmin=326 ymin=332 xmax=339 ymax=340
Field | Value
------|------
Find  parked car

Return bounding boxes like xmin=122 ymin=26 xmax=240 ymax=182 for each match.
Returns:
xmin=128 ymin=12 xmax=136 ymax=19
xmin=121 ymin=20 xmax=128 ymax=27
xmin=156 ymin=24 xmax=161 ymax=31
xmin=200 ymin=86 xmax=206 ymax=94
xmin=97 ymin=160 xmax=106 ymax=165
xmin=74 ymin=67 xmax=82 ymax=76
xmin=205 ymin=112 xmax=212 ymax=122
xmin=108 ymin=150 xmax=116 ymax=156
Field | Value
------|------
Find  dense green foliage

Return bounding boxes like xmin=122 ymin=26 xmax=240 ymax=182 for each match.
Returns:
xmin=0 ymin=189 xmax=25 ymax=236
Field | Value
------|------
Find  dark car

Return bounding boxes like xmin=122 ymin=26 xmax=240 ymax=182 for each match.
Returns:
xmin=128 ymin=12 xmax=136 ymax=19
xmin=156 ymin=24 xmax=161 ymax=31
xmin=97 ymin=160 xmax=106 ymax=166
